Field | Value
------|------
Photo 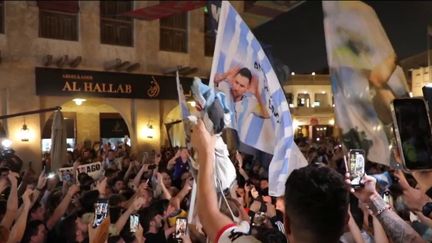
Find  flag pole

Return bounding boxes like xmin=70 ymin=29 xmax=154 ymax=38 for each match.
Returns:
xmin=428 ymin=25 xmax=431 ymax=83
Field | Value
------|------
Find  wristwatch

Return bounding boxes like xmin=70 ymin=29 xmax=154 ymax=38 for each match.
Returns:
xmin=422 ymin=202 xmax=432 ymax=217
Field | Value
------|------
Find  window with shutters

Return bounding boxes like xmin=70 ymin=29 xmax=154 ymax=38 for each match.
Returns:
xmin=39 ymin=10 xmax=78 ymax=41
xmin=100 ymin=1 xmax=133 ymax=47
xmin=204 ymin=8 xmax=215 ymax=56
xmin=160 ymin=13 xmax=188 ymax=53
xmin=0 ymin=2 xmax=4 ymax=34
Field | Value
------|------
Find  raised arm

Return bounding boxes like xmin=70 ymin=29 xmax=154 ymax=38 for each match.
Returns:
xmin=347 ymin=209 xmax=365 ymax=243
xmin=156 ymin=172 xmax=172 ymax=200
xmin=191 ymin=119 xmax=232 ymax=242
xmin=46 ymin=184 xmax=80 ymax=230
xmin=249 ymin=76 xmax=270 ymax=119
xmin=113 ymin=197 xmax=144 ymax=235
xmin=372 ymin=215 xmax=390 ymax=243
xmin=235 ymin=151 xmax=249 ymax=181
xmin=31 ymin=170 xmax=48 ymax=208
xmin=1 ymin=172 xmax=19 ymax=229
xmin=173 ymin=177 xmax=193 ymax=203
xmin=7 ymin=188 xmax=33 ymax=243
xmin=132 ymin=163 xmax=149 ymax=188
xmin=167 ymin=151 xmax=180 ymax=171
xmin=352 ymin=175 xmax=425 ymax=243
xmin=123 ymin=160 xmax=135 ymax=182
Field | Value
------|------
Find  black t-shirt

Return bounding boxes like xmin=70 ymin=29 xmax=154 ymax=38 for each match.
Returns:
xmin=144 ymin=229 xmax=167 ymax=243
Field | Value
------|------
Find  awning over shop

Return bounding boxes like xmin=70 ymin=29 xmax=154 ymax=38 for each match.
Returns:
xmin=121 ymin=1 xmax=205 ymax=21
xmin=37 ymin=0 xmax=79 ymax=14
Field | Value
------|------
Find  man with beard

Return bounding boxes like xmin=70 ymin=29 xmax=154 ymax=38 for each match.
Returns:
xmin=142 ymin=202 xmax=175 ymax=243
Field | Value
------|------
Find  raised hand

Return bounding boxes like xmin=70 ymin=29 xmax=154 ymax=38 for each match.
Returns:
xmin=183 ymin=177 xmax=194 ymax=191
xmin=347 ymin=174 xmax=379 ymax=204
xmin=96 ymin=177 xmax=108 ymax=197
xmin=22 ymin=188 xmax=34 ymax=207
xmin=235 ymin=151 xmax=243 ymax=168
xmin=411 ymin=170 xmax=432 ymax=194
xmin=36 ymin=170 xmax=47 ymax=190
xmin=155 ymin=154 xmax=162 ymax=165
xmin=7 ymin=171 xmax=19 ymax=186
xmin=67 ymin=184 xmax=80 ymax=197
xmin=191 ymin=119 xmax=215 ymax=158
xmin=134 ymin=224 xmax=145 ymax=243
xmin=175 ymin=150 xmax=181 ymax=159
xmin=393 ymin=170 xmax=410 ymax=190
xmin=131 ymin=197 xmax=145 ymax=211
xmin=266 ymin=202 xmax=276 ymax=218
xmin=0 ymin=178 xmax=8 ymax=193
xmin=249 ymin=200 xmax=261 ymax=213
xmin=248 ymin=75 xmax=260 ymax=97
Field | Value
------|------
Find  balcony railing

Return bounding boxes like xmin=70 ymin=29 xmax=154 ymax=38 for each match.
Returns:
xmin=289 ymin=106 xmax=334 ymax=116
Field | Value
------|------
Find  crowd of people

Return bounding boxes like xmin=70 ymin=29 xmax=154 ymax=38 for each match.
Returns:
xmin=1 ymin=120 xmax=432 ymax=243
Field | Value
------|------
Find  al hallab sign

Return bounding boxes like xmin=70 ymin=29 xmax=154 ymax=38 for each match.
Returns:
xmin=35 ymin=67 xmax=202 ymax=100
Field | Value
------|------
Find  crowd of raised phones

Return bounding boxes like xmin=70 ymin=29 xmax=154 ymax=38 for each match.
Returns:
xmin=1 ymin=130 xmax=432 ymax=243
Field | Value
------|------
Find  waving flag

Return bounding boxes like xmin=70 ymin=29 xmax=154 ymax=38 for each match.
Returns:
xmin=176 ymin=71 xmax=190 ymax=120
xmin=323 ymin=1 xmax=409 ymax=165
xmin=210 ymin=1 xmax=306 ymax=196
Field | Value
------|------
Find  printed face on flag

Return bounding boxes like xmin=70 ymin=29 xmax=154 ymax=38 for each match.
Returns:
xmin=209 ymin=1 xmax=307 ymax=197
xmin=323 ymin=1 xmax=409 ymax=165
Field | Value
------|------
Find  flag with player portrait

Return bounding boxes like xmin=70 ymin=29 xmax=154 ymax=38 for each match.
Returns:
xmin=210 ymin=1 xmax=307 ymax=196
xmin=323 ymin=1 xmax=409 ymax=165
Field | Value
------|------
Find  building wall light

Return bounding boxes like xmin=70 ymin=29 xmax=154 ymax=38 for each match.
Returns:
xmin=143 ymin=124 xmax=155 ymax=139
xmin=73 ymin=98 xmax=86 ymax=105
xmin=19 ymin=124 xmax=30 ymax=142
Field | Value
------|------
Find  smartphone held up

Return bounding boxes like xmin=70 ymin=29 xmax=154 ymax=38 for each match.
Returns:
xmin=391 ymin=98 xmax=432 ymax=171
xmin=93 ymin=199 xmax=109 ymax=228
xmin=130 ymin=214 xmax=139 ymax=233
xmin=347 ymin=149 xmax=365 ymax=188
xmin=175 ymin=217 xmax=188 ymax=241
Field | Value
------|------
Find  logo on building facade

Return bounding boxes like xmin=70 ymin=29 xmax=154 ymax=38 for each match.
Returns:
xmin=147 ymin=77 xmax=160 ymax=97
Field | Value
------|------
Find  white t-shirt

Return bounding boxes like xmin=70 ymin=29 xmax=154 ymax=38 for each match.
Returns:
xmin=216 ymin=223 xmax=261 ymax=243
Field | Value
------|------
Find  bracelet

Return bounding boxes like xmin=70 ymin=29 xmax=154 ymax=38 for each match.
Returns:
xmin=35 ymin=187 xmax=43 ymax=191
xmin=368 ymin=194 xmax=390 ymax=216
xmin=375 ymin=204 xmax=391 ymax=216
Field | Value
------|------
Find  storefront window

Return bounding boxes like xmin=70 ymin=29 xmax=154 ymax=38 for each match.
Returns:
xmin=312 ymin=125 xmax=333 ymax=141
xmin=100 ymin=113 xmax=130 ymax=148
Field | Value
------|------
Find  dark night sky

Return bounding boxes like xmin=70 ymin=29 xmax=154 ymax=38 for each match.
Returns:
xmin=253 ymin=1 xmax=432 ymax=74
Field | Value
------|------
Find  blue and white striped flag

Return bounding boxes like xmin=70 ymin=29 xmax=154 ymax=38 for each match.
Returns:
xmin=176 ymin=71 xmax=190 ymax=120
xmin=323 ymin=2 xmax=409 ymax=165
xmin=210 ymin=1 xmax=307 ymax=196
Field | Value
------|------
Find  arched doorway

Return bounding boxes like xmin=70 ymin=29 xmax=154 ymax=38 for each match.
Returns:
xmin=41 ymin=99 xmax=131 ymax=153
xmin=164 ymin=105 xmax=186 ymax=148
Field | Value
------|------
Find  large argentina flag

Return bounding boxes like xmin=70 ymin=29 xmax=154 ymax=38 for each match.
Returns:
xmin=210 ymin=1 xmax=306 ymax=196
xmin=323 ymin=1 xmax=409 ymax=165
